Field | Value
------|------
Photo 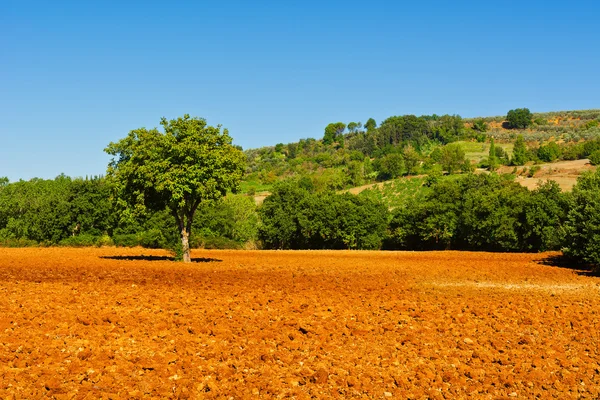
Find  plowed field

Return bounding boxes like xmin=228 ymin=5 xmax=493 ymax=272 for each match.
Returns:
xmin=1 ymin=248 xmax=600 ymax=399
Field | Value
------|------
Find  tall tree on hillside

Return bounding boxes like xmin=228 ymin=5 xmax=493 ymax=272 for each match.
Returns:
xmin=506 ymin=108 xmax=533 ymax=129
xmin=364 ymin=118 xmax=377 ymax=132
xmin=488 ymin=138 xmax=498 ymax=171
xmin=323 ymin=122 xmax=346 ymax=145
xmin=511 ymin=135 xmax=528 ymax=165
xmin=105 ymin=114 xmax=245 ymax=262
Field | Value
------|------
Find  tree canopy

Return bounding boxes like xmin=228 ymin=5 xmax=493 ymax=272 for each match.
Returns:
xmin=506 ymin=108 xmax=533 ymax=129
xmin=105 ymin=114 xmax=245 ymax=261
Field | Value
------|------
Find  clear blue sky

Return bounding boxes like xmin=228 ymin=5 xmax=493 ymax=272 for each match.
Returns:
xmin=1 ymin=0 xmax=599 ymax=181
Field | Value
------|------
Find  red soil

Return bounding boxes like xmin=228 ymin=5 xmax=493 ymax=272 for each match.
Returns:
xmin=1 ymin=248 xmax=600 ymax=398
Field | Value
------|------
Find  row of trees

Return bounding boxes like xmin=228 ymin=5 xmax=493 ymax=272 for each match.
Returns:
xmin=258 ymin=171 xmax=600 ymax=272
xmin=2 ymin=169 xmax=600 ymax=270
xmin=0 ymin=174 xmax=257 ymax=251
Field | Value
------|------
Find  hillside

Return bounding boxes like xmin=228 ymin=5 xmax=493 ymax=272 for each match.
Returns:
xmin=242 ymin=108 xmax=600 ymax=199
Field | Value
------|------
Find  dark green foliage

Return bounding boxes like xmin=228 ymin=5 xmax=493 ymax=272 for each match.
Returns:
xmin=0 ymin=238 xmax=39 ymax=247
xmin=522 ymin=181 xmax=567 ymax=251
xmin=258 ymin=181 xmax=310 ymax=249
xmin=563 ymin=170 xmax=600 ymax=269
xmin=506 ymin=108 xmax=533 ymax=129
xmin=364 ymin=118 xmax=377 ymax=132
xmin=258 ymin=181 xmax=388 ymax=250
xmin=112 ymin=234 xmax=142 ymax=247
xmin=388 ymin=178 xmax=461 ymax=250
xmin=388 ymin=174 xmax=567 ymax=252
xmin=193 ymin=236 xmax=243 ymax=250
xmin=0 ymin=175 xmax=113 ymax=244
xmin=458 ymin=175 xmax=529 ymax=251
xmin=323 ymin=122 xmax=346 ymax=145
xmin=561 ymin=143 xmax=585 ymax=160
xmin=193 ymin=195 xmax=258 ymax=245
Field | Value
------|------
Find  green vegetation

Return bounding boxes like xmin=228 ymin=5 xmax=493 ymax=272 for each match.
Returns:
xmin=563 ymin=170 xmax=600 ymax=267
xmin=506 ymin=108 xmax=533 ymax=129
xmin=104 ymin=114 xmax=245 ymax=262
xmin=2 ymin=109 xmax=600 ymax=269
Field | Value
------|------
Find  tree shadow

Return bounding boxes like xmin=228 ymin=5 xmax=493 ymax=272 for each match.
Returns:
xmin=537 ymin=254 xmax=597 ymax=276
xmin=100 ymin=255 xmax=222 ymax=263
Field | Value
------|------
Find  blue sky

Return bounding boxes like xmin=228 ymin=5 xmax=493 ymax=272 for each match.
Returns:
xmin=1 ymin=0 xmax=599 ymax=181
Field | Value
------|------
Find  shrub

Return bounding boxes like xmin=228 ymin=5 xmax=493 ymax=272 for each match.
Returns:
xmin=139 ymin=229 xmax=167 ymax=249
xmin=59 ymin=234 xmax=98 ymax=247
xmin=527 ymin=165 xmax=541 ymax=177
xmin=537 ymin=142 xmax=561 ymax=162
xmin=589 ymin=150 xmax=600 ymax=166
xmin=96 ymin=234 xmax=114 ymax=247
xmin=195 ymin=236 xmax=243 ymax=250
xmin=113 ymin=234 xmax=141 ymax=247
xmin=0 ymin=238 xmax=39 ymax=248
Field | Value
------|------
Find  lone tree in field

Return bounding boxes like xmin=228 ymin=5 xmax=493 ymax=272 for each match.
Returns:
xmin=105 ymin=114 xmax=245 ymax=262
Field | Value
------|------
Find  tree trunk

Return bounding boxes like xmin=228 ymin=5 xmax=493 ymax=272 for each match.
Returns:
xmin=175 ymin=205 xmax=197 ymax=263
xmin=180 ymin=225 xmax=191 ymax=263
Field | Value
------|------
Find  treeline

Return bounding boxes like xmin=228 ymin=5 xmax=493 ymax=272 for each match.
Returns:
xmin=2 ymin=169 xmax=600 ymax=270
xmin=258 ymin=171 xmax=600 ymax=271
xmin=0 ymin=175 xmax=257 ymax=250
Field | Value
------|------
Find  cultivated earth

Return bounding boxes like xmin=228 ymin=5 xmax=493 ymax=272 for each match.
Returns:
xmin=1 ymin=248 xmax=600 ymax=399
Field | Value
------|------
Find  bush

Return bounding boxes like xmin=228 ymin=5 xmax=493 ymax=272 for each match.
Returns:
xmin=537 ymin=142 xmax=561 ymax=162
xmin=59 ymin=234 xmax=99 ymax=247
xmin=527 ymin=165 xmax=541 ymax=177
xmin=97 ymin=234 xmax=114 ymax=247
xmin=113 ymin=234 xmax=141 ymax=247
xmin=0 ymin=238 xmax=39 ymax=248
xmin=589 ymin=150 xmax=600 ymax=166
xmin=193 ymin=236 xmax=243 ymax=250
xmin=139 ymin=229 xmax=167 ymax=249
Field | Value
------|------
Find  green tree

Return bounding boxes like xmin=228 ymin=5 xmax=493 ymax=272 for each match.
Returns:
xmin=488 ymin=138 xmax=498 ymax=171
xmin=506 ymin=108 xmax=533 ymax=129
xmin=105 ymin=114 xmax=245 ymax=262
xmin=376 ymin=153 xmax=404 ymax=180
xmin=440 ymin=143 xmax=467 ymax=174
xmin=364 ymin=118 xmax=377 ymax=132
xmin=511 ymin=135 xmax=528 ymax=165
xmin=323 ymin=122 xmax=346 ymax=145
xmin=347 ymin=122 xmax=359 ymax=133
xmin=522 ymin=180 xmax=567 ymax=251
xmin=537 ymin=142 xmax=561 ymax=162
xmin=563 ymin=170 xmax=600 ymax=269
xmin=403 ymin=145 xmax=420 ymax=175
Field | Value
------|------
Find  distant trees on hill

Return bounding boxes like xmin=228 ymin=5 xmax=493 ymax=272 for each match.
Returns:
xmin=506 ymin=108 xmax=533 ymax=129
